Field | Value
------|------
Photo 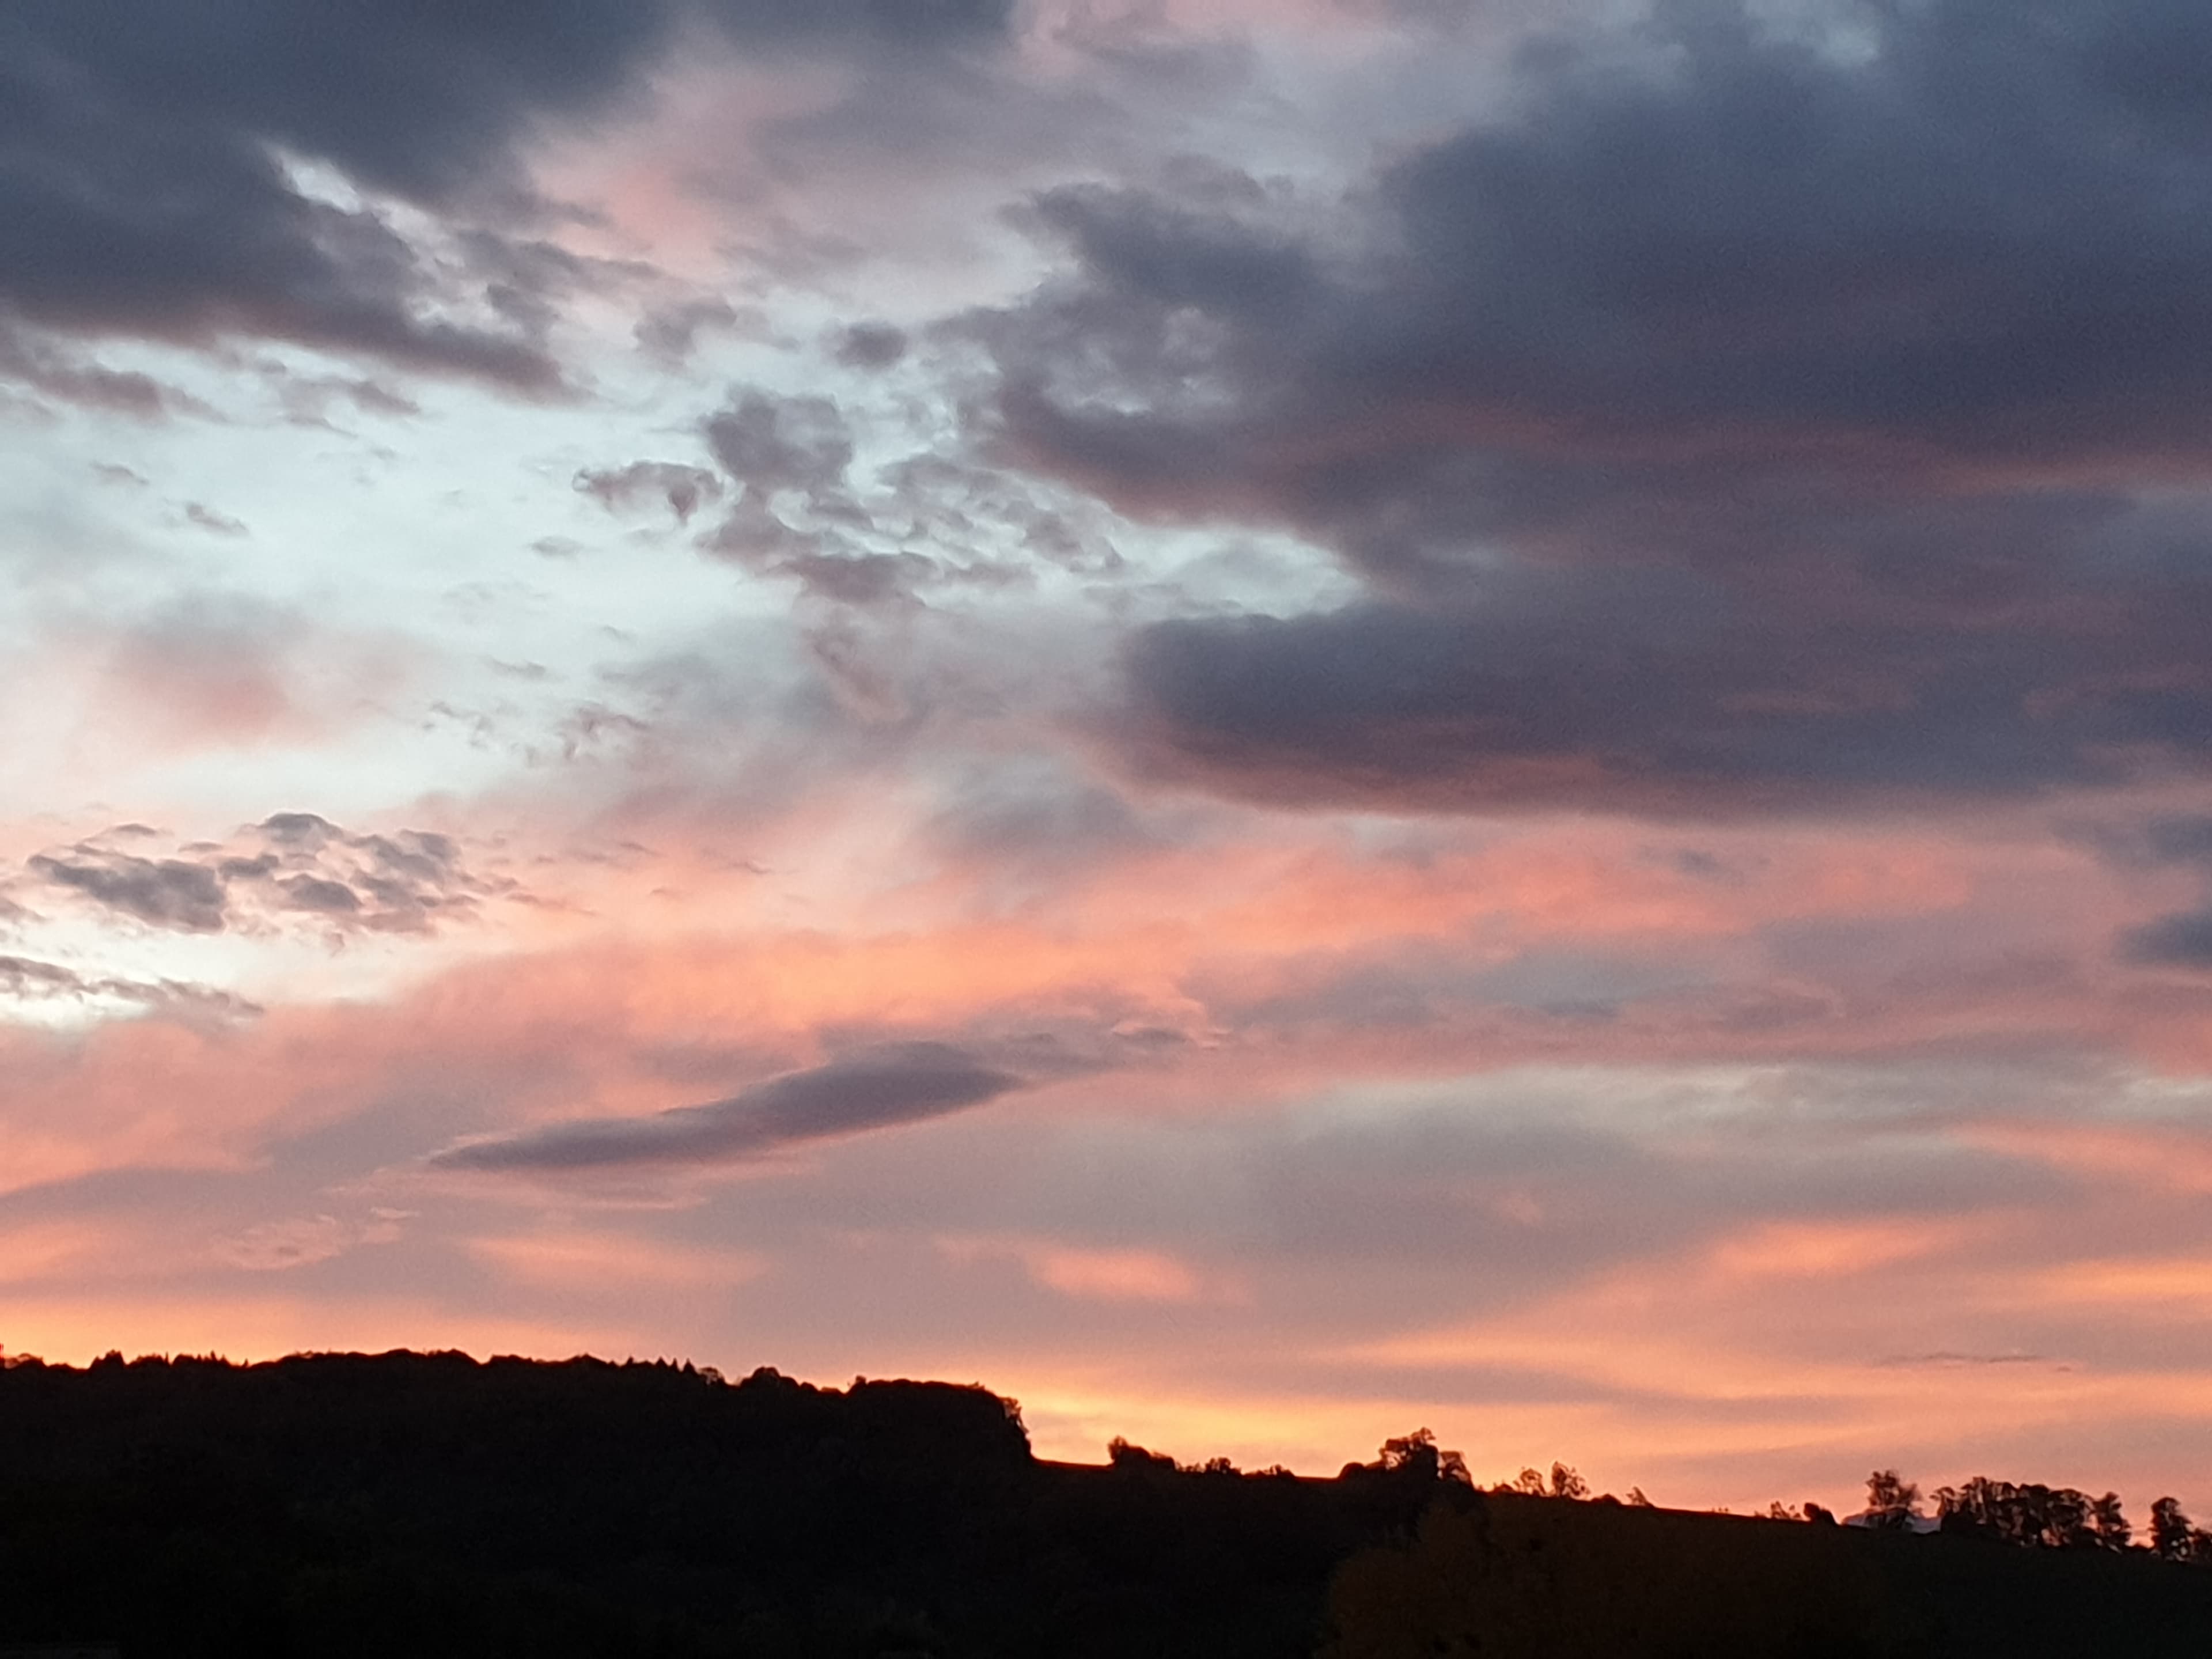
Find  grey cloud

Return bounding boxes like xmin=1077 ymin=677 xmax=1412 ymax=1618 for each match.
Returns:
xmin=681 ymin=355 xmax=1143 ymax=604
xmin=575 ymin=461 xmax=724 ymax=525
xmin=0 ymin=322 xmax=209 ymax=418
xmin=699 ymin=494 xmax=933 ymax=607
xmin=556 ymin=702 xmax=652 ymax=763
xmin=775 ymin=550 xmax=941 ymax=607
xmin=697 ymin=389 xmax=971 ymax=605
xmin=0 ymin=956 xmax=93 ymax=998
xmin=804 ymin=616 xmax=912 ymax=722
xmin=1236 ymin=1066 xmax=2077 ymax=1278
xmin=29 ymin=851 xmax=229 ymax=933
xmin=2075 ymin=813 xmax=2212 ymax=968
xmin=260 ymin=811 xmax=340 ymax=849
xmin=704 ymin=388 xmax=855 ymax=499
xmin=1214 ymin=941 xmax=1703 ymax=1035
xmin=2123 ymin=910 xmax=2212 ymax=968
xmin=703 ymin=492 xmax=825 ymax=566
xmin=973 ymin=0 xmax=2212 ymax=815
xmin=991 ymin=0 xmax=2212 ymax=487
xmin=0 ymin=954 xmax=259 ymax=1020
xmin=905 ymin=1060 xmax=2073 ymax=1328
xmin=2137 ymin=816 xmax=2212 ymax=865
xmin=926 ymin=770 xmax=1156 ymax=876
xmin=2115 ymin=818 xmax=2212 ymax=871
xmin=184 ymin=503 xmax=248 ymax=537
xmin=832 ymin=320 xmax=910 ymax=369
xmin=267 ymin=368 xmax=421 ymax=426
xmin=1120 ymin=569 xmax=2212 ymax=815
xmin=340 ymin=829 xmax=482 ymax=932
xmin=0 ymin=2 xmax=1013 ymax=392
xmin=701 ymin=0 xmax=1013 ymax=49
xmin=26 ymin=815 xmax=497 ymax=938
xmin=281 ymin=876 xmax=362 ymax=916
xmin=634 ymin=297 xmax=752 ymax=363
xmin=878 ymin=453 xmax=1124 ymax=577
xmin=431 ymin=1041 xmax=1024 ymax=1172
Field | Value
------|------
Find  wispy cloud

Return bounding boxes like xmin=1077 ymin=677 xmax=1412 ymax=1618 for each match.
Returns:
xmin=431 ymin=1042 xmax=1024 ymax=1172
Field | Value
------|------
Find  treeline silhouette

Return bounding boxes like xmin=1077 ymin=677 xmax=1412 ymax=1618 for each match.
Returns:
xmin=0 ymin=1351 xmax=2206 ymax=1657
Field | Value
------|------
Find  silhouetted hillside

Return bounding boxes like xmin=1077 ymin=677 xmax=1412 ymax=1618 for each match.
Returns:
xmin=1320 ymin=1487 xmax=2212 ymax=1657
xmin=0 ymin=1351 xmax=1445 ymax=1658
xmin=0 ymin=1351 xmax=2206 ymax=1657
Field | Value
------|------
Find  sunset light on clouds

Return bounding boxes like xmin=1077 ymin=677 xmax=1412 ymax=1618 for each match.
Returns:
xmin=9 ymin=0 xmax=2212 ymax=1517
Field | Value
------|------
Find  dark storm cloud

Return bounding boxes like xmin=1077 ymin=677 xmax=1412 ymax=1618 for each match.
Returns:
xmin=431 ymin=1042 xmax=1024 ymax=1172
xmin=1122 ymin=562 xmax=2212 ymax=815
xmin=0 ymin=1 xmax=1012 ymax=391
xmin=26 ymin=815 xmax=500 ymax=937
xmin=996 ymin=0 xmax=2212 ymax=502
xmin=975 ymin=0 xmax=2212 ymax=814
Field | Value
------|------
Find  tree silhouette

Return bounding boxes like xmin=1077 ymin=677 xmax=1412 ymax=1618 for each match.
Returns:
xmin=2150 ymin=1497 xmax=2211 ymax=1563
xmin=1864 ymin=1469 xmax=1922 ymax=1529
xmin=1498 ymin=1461 xmax=1588 ymax=1499
xmin=1107 ymin=1435 xmax=1178 ymax=1474
xmin=1374 ymin=1429 xmax=1469 ymax=1486
xmin=1935 ymin=1479 xmax=2138 ymax=1552
xmin=2090 ymin=1491 xmax=2131 ymax=1551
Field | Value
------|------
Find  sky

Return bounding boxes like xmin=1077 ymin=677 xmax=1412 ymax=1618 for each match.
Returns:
xmin=5 ymin=0 xmax=2212 ymax=1516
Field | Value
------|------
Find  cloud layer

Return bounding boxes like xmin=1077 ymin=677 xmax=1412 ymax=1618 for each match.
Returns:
xmin=971 ymin=1 xmax=2212 ymax=815
xmin=7 ymin=0 xmax=2212 ymax=1518
xmin=433 ymin=1042 xmax=1024 ymax=1172
xmin=0 ymin=0 xmax=1012 ymax=392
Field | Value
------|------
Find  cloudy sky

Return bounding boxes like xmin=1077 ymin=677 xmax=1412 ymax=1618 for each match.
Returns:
xmin=7 ymin=0 xmax=2212 ymax=1513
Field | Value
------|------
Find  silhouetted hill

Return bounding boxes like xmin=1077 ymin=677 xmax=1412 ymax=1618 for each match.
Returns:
xmin=1321 ymin=1487 xmax=2212 ymax=1657
xmin=0 ymin=1351 xmax=1442 ymax=1658
xmin=0 ymin=1351 xmax=2206 ymax=1656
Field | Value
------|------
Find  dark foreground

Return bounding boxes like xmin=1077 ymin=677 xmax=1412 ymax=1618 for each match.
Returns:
xmin=0 ymin=1352 xmax=2206 ymax=1657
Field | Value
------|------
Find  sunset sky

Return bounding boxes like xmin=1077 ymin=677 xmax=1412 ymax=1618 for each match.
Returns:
xmin=7 ymin=0 xmax=2212 ymax=1516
